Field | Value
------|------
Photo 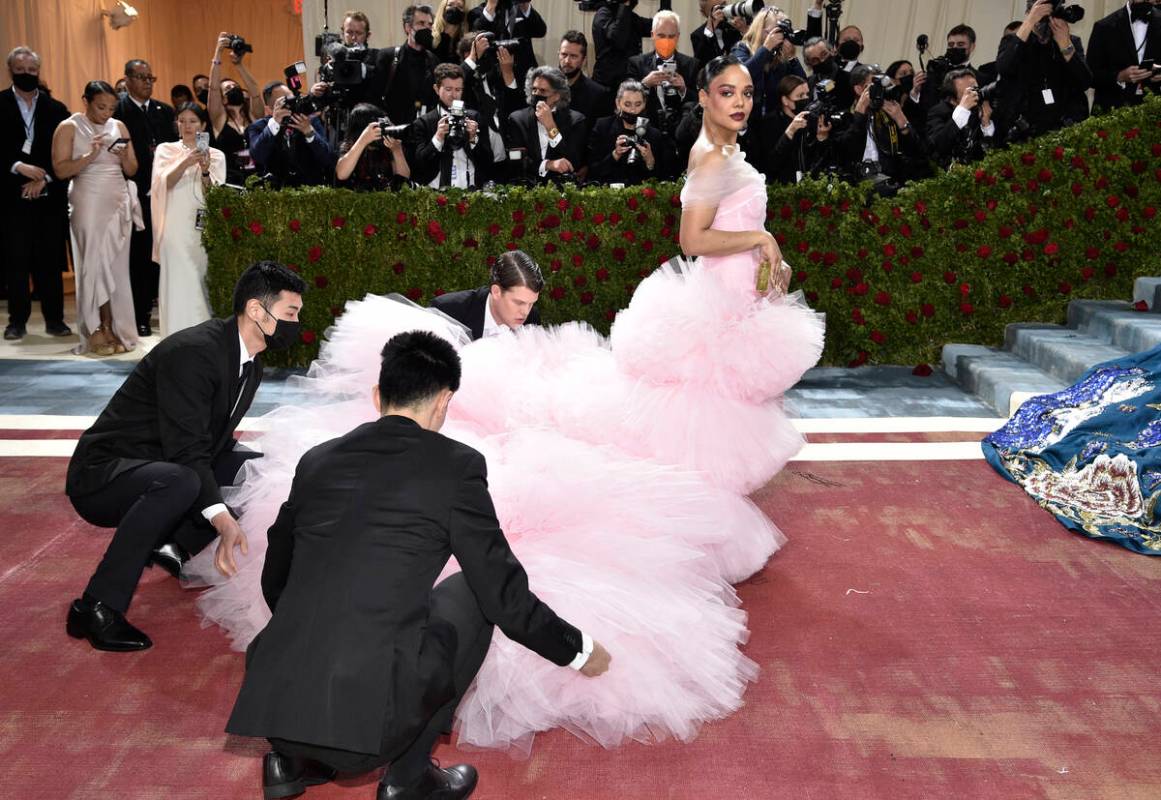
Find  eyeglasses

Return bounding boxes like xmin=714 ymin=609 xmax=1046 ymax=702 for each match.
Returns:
xmin=129 ymin=74 xmax=157 ymax=82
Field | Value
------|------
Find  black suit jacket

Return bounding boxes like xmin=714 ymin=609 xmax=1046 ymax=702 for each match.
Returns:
xmin=467 ymin=2 xmax=546 ymax=82
xmin=587 ymin=115 xmax=667 ymax=185
xmin=113 ymin=94 xmax=177 ymax=197
xmin=505 ymin=106 xmax=588 ymax=184
xmin=626 ymin=51 xmax=699 ymax=127
xmin=925 ymin=100 xmax=991 ymax=167
xmin=996 ymin=32 xmax=1092 ymax=135
xmin=378 ymin=45 xmax=441 ymax=124
xmin=226 ymin=415 xmax=581 ymax=756
xmin=66 ymin=317 xmax=261 ymax=510
xmin=568 ymin=73 xmax=612 ymax=133
xmin=0 ymin=88 xmax=70 ymax=216
xmin=592 ymin=4 xmax=653 ymax=88
xmin=410 ymin=106 xmax=492 ymax=187
xmin=430 ymin=285 xmax=541 ymax=340
xmin=1087 ymin=6 xmax=1161 ymax=111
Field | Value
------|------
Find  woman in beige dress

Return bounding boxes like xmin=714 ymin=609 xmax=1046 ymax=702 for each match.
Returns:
xmin=52 ymin=80 xmax=141 ymax=355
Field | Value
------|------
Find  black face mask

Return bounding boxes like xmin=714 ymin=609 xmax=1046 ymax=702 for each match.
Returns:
xmin=195 ymin=88 xmax=209 ymax=104
xmin=838 ymin=40 xmax=861 ymax=62
xmin=792 ymin=97 xmax=809 ymax=114
xmin=946 ymin=46 xmax=969 ymax=65
xmin=619 ymin=110 xmax=638 ymax=125
xmin=413 ymin=28 xmax=433 ymax=50
xmin=529 ymin=93 xmax=548 ymax=108
xmin=896 ymin=74 xmax=915 ymax=94
xmin=12 ymin=72 xmax=39 ymax=92
xmin=225 ymin=87 xmax=245 ymax=107
xmin=814 ymin=57 xmax=838 ymax=78
xmin=256 ymin=305 xmax=300 ymax=351
xmin=443 ymin=8 xmax=465 ymax=25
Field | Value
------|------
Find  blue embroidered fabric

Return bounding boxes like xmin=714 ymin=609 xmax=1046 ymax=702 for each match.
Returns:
xmin=982 ymin=344 xmax=1161 ymax=555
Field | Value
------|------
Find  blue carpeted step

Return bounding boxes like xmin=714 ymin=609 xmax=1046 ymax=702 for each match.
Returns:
xmin=941 ymin=343 xmax=1066 ymax=415
xmin=1067 ymin=300 xmax=1161 ymax=355
xmin=1004 ymin=324 xmax=1131 ymax=385
xmin=1133 ymin=276 xmax=1161 ymax=310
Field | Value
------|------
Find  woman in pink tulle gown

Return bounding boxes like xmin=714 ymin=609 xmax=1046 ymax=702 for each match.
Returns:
xmin=187 ymin=55 xmax=824 ymax=753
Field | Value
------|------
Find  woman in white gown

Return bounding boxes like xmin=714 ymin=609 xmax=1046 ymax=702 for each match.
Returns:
xmin=189 ymin=55 xmax=825 ymax=753
xmin=51 ymin=81 xmax=140 ymax=356
xmin=151 ymin=103 xmax=226 ymax=338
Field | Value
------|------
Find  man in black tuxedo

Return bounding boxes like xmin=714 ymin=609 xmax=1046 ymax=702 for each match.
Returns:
xmin=559 ymin=30 xmax=611 ymax=133
xmin=505 ymin=66 xmax=588 ymax=184
xmin=926 ymin=68 xmax=999 ymax=168
xmin=65 ymin=262 xmax=306 ymax=652
xmin=1088 ymin=0 xmax=1161 ymax=112
xmin=592 ymin=0 xmax=653 ymax=89
xmin=227 ymin=331 xmax=609 ymax=800
xmin=626 ymin=11 xmax=699 ymax=137
xmin=430 ymin=249 xmax=542 ymax=339
xmin=114 ymin=59 xmax=177 ymax=338
xmin=309 ymin=11 xmax=398 ymax=113
xmin=376 ymin=5 xmax=442 ymax=124
xmin=467 ymin=0 xmax=547 ymax=85
xmin=804 ymin=37 xmax=855 ymax=111
xmin=410 ymin=63 xmax=491 ymax=188
xmin=1 ymin=46 xmax=71 ymax=341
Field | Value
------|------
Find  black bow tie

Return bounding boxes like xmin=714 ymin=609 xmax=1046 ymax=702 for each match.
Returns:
xmin=1130 ymin=3 xmax=1154 ymax=23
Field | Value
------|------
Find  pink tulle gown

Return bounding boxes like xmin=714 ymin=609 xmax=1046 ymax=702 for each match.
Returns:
xmin=185 ymin=142 xmax=825 ymax=753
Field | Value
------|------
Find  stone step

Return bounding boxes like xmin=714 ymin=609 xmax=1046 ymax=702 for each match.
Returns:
xmin=941 ymin=343 xmax=1066 ymax=415
xmin=1004 ymin=324 xmax=1131 ymax=385
xmin=1133 ymin=276 xmax=1161 ymax=310
xmin=1067 ymin=299 xmax=1161 ymax=354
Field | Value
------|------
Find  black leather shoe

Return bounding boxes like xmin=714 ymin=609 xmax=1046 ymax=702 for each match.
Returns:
xmin=378 ymin=763 xmax=478 ymax=800
xmin=46 ymin=323 xmax=73 ymax=337
xmin=262 ymin=751 xmax=337 ymax=799
xmin=3 ymin=324 xmax=24 ymax=340
xmin=137 ymin=323 xmax=152 ymax=337
xmin=66 ymin=597 xmax=152 ymax=651
xmin=150 ymin=541 xmax=191 ymax=579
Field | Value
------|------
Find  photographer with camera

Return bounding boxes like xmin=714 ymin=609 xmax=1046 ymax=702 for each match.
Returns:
xmin=919 ymin=26 xmax=997 ymax=113
xmin=836 ymin=25 xmax=866 ymax=70
xmin=925 ymin=68 xmax=997 ymax=168
xmin=505 ymin=66 xmax=588 ymax=184
xmin=803 ymin=37 xmax=855 ymax=109
xmin=432 ymin=0 xmax=470 ymax=64
xmin=884 ymin=60 xmax=928 ymax=134
xmin=730 ymin=7 xmax=812 ymax=120
xmin=692 ymin=0 xmax=742 ymax=65
xmin=307 ymin=12 xmax=397 ymax=115
xmin=412 ymin=63 xmax=491 ymax=187
xmin=832 ymin=64 xmax=926 ymax=194
xmin=335 ymin=103 xmax=412 ymax=191
xmin=587 ymin=79 xmax=667 ymax=183
xmin=247 ymin=82 xmax=335 ymax=188
xmin=1087 ymin=0 xmax=1161 ymax=112
xmin=996 ymin=0 xmax=1092 ymax=138
xmin=627 ymin=11 xmax=698 ymax=137
xmin=759 ymin=74 xmax=834 ymax=184
xmin=560 ymin=31 xmax=612 ymax=132
xmin=468 ymin=1 xmax=546 ymax=84
xmin=592 ymin=0 xmax=655 ymax=90
xmin=461 ymin=32 xmax=523 ymax=181
xmin=207 ymin=32 xmax=264 ymax=186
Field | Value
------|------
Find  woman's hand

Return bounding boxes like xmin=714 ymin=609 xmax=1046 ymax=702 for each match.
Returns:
xmin=785 ymin=111 xmax=809 ymax=138
xmin=817 ymin=114 xmax=832 ymax=141
xmin=613 ymin=134 xmax=633 ymax=161
xmin=637 ymin=139 xmax=656 ymax=170
xmin=88 ymin=135 xmax=106 ymax=158
xmin=755 ymin=230 xmax=783 ymax=273
xmin=384 ymin=135 xmax=404 ymax=155
xmin=216 ymin=32 xmax=232 ymax=54
xmin=359 ymin=121 xmax=381 ymax=146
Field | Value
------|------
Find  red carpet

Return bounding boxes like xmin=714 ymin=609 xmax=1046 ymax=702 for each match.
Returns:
xmin=2 ymin=455 xmax=1160 ymax=799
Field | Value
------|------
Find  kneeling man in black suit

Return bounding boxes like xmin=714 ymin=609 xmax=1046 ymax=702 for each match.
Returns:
xmin=429 ymin=249 xmax=542 ymax=340
xmin=65 ymin=261 xmax=306 ymax=652
xmin=227 ymin=332 xmax=610 ymax=800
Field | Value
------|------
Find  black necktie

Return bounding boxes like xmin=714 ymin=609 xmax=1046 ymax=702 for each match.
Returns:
xmin=231 ymin=361 xmax=252 ymax=418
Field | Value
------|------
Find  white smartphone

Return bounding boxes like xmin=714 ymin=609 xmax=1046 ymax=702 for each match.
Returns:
xmin=661 ymin=62 xmax=677 ymax=75
xmin=195 ymin=131 xmax=210 ymax=152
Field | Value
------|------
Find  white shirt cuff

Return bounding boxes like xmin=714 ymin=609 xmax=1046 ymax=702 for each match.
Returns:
xmin=483 ymin=8 xmax=495 ymax=21
xmin=464 ymin=57 xmax=477 ymax=70
xmin=807 ymin=8 xmax=822 ymax=18
xmin=981 ymin=120 xmax=996 ymax=137
xmin=266 ymin=117 xmax=280 ymax=135
xmin=547 ymin=132 xmax=562 ymax=147
xmin=538 ymin=158 xmax=549 ymax=177
xmin=11 ymin=161 xmax=24 ymax=175
xmin=952 ymin=104 xmax=972 ymax=128
xmin=909 ymin=89 xmax=922 ymax=103
xmin=568 ymin=631 xmax=594 ymax=670
xmin=702 ymin=25 xmax=714 ymax=38
xmin=505 ymin=78 xmax=517 ymax=89
xmin=431 ymin=135 xmax=445 ymax=151
xmin=202 ymin=503 xmax=229 ymax=522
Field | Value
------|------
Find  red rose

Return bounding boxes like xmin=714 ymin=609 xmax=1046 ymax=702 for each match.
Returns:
xmin=301 ymin=330 xmax=316 ymax=345
xmin=363 ymin=224 xmax=377 ymax=237
xmin=858 ymin=247 xmax=870 ymax=259
xmin=670 ymin=194 xmax=681 ymax=207
xmin=974 ymin=210 xmax=987 ymax=223
xmin=486 ymin=256 xmax=497 ymax=267
xmin=1132 ymin=159 xmax=1147 ymax=175
xmin=308 ymin=245 xmax=322 ymax=263
xmin=914 ymin=201 xmax=928 ymax=215
xmin=960 ymin=283 xmax=971 ymax=296
xmin=877 ymin=224 xmax=891 ymax=236
xmin=1026 ymin=179 xmax=1039 ymax=192
xmin=627 ymin=197 xmax=639 ymax=211
xmin=849 ymin=351 xmax=869 ymax=368
xmin=435 ymin=195 xmax=448 ymax=207
xmin=543 ymin=242 xmax=557 ymax=255
xmin=592 ymin=212 xmax=606 ymax=225
xmin=819 ymin=205 xmax=833 ymax=218
xmin=1044 ymin=243 xmax=1060 ymax=256
xmin=573 ymin=274 xmax=588 ymax=289
xmin=1084 ymin=246 xmax=1100 ymax=260
xmin=823 ymin=252 xmax=838 ymax=266
xmin=1134 ymin=300 xmax=1150 ymax=311
xmin=609 ymin=212 xmax=622 ymax=225
xmin=595 ymin=268 xmax=611 ymax=282
xmin=230 ymin=227 xmax=242 ymax=241
xmin=850 ymin=308 xmax=864 ymax=323
xmin=395 ymin=211 xmax=408 ymax=225
xmin=221 ymin=207 xmax=233 ymax=220
xmin=1024 ymin=228 xmax=1049 ymax=245
xmin=578 ymin=291 xmax=594 ymax=305
xmin=313 ymin=275 xmax=328 ymax=289
xmin=912 ymin=363 xmax=933 ymax=376
xmin=809 ymin=251 xmax=822 ymax=264
xmin=642 ymin=240 xmax=654 ymax=252
xmin=852 ymin=282 xmax=869 ymax=296
xmin=1052 ymin=146 xmax=1065 ymax=160
xmin=830 ymin=277 xmax=843 ymax=289
xmin=1096 ymin=129 xmax=1108 ymax=139
xmin=288 ymin=218 xmax=301 ymax=233
xmin=1022 ymin=284 xmax=1035 ymax=297
xmin=1114 ymin=241 xmax=1130 ymax=253
xmin=909 ymin=246 xmax=923 ymax=259
xmin=906 ymin=309 xmax=919 ymax=324
xmin=512 ymin=209 xmax=525 ymax=222
xmin=331 ymin=216 xmax=346 ymax=229
xmin=960 ymin=302 xmax=974 ymax=315
xmin=511 ymin=223 xmax=526 ymax=238
xmin=1153 ymin=143 xmax=1161 ymax=157
xmin=604 ymin=309 xmax=617 ymax=323
xmin=1116 ymin=207 xmax=1130 ymax=222
xmin=550 ymin=259 xmax=562 ymax=272
xmin=456 ymin=201 xmax=468 ymax=216
xmin=572 ymin=254 xmax=584 ymax=267
xmin=1095 ymin=175 xmax=1110 ymax=189
xmin=1144 ymin=207 xmax=1157 ymax=220
xmin=586 ymin=234 xmax=601 ymax=251
xmin=998 ymin=225 xmax=1013 ymax=238
xmin=1081 ymin=266 xmax=1096 ymax=281
xmin=539 ymin=213 xmax=561 ymax=229
xmin=556 ymin=198 xmax=570 ymax=211
xmin=910 ymin=271 xmax=923 ymax=283
xmin=641 ymin=187 xmax=657 ymax=200
xmin=1071 ymin=182 xmax=1083 ymax=197
xmin=882 ymin=243 xmax=897 ymax=257
xmin=899 ymin=223 xmax=913 ymax=238
xmin=944 ymin=271 xmax=957 ymax=284
xmin=248 ymin=220 xmax=264 ymax=235
xmin=550 ymin=286 xmax=566 ymax=301
xmin=463 ymin=237 xmax=478 ymax=249
xmin=798 ymin=198 xmax=814 ymax=213
xmin=572 ymin=206 xmax=586 ymax=221
xmin=1058 ymin=282 xmax=1072 ymax=295
xmin=999 ymin=294 xmax=1013 ymax=309
xmin=611 ymin=247 xmax=627 ymax=262
xmin=1106 ymin=194 xmax=1121 ymax=208
xmin=780 ymin=204 xmax=793 ymax=220
xmin=974 ymin=168 xmax=987 ymax=182
xmin=392 ymin=261 xmax=405 ymax=274
xmin=873 ymin=291 xmax=891 ymax=306
xmin=1124 ymin=127 xmax=1140 ymax=139
xmin=953 ymin=218 xmax=969 ymax=230
xmin=795 ymin=270 xmax=808 ymax=283
xmin=870 ymin=330 xmax=887 ymax=345
xmin=1003 ymin=251 xmax=1018 ymax=264
xmin=921 ymin=303 xmax=935 ymax=318
xmin=1038 ymin=168 xmax=1053 ymax=182
xmin=1021 ymin=152 xmax=1036 ymax=165
xmin=977 ymin=245 xmax=992 ymax=259
xmin=845 ymin=267 xmax=863 ymax=282
xmin=406 ymin=287 xmax=423 ymax=301
xmin=1023 ymin=248 xmax=1036 ymax=262
xmin=1105 ymin=263 xmax=1117 ymax=278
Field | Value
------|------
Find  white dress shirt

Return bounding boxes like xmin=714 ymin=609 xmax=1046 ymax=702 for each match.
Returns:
xmin=200 ymin=331 xmax=255 ymax=522
xmin=10 ymin=89 xmax=48 ymax=180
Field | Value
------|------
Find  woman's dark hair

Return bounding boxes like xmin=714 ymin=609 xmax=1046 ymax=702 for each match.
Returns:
xmin=775 ymin=75 xmax=807 ymax=101
xmin=885 ymin=60 xmax=913 ymax=80
xmin=697 ymin=54 xmax=745 ymax=92
xmin=174 ymin=102 xmax=208 ymax=125
xmin=377 ymin=331 xmax=462 ymax=408
xmin=232 ymin=260 xmax=307 ymax=314
xmin=83 ymin=80 xmax=117 ymax=102
xmin=490 ymin=250 xmax=544 ymax=293
xmin=341 ymin=103 xmax=387 ymax=149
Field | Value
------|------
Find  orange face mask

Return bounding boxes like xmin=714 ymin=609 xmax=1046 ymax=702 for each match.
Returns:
xmin=654 ymin=37 xmax=677 ymax=59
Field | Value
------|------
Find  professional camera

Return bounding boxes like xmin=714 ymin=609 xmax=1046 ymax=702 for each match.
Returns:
xmin=445 ymin=100 xmax=469 ymax=150
xmin=776 ymin=17 xmax=810 ymax=47
xmin=320 ymin=43 xmax=374 ymax=87
xmin=623 ymin=116 xmax=650 ymax=165
xmin=805 ymin=79 xmax=844 ymax=125
xmin=377 ymin=118 xmax=413 ymax=142
xmin=866 ymin=73 xmax=894 ymax=112
xmin=721 ymin=0 xmax=764 ymax=22
xmin=224 ymin=34 xmax=252 ymax=58
xmin=314 ymin=30 xmax=341 ymax=58
xmin=971 ymin=81 xmax=1000 ymax=103
xmin=475 ymin=32 xmax=525 ymax=71
xmin=1047 ymin=0 xmax=1085 ymax=24
xmin=284 ymin=93 xmax=326 ymax=116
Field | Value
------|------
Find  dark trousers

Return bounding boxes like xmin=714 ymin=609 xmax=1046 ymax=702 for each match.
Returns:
xmin=128 ymin=193 xmax=157 ymax=327
xmin=270 ymin=572 xmax=495 ymax=786
xmin=4 ymin=212 xmax=67 ymax=329
xmin=70 ymin=448 xmax=260 ymax=614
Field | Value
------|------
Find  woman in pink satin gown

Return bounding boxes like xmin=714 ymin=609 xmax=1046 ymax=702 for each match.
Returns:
xmin=187 ymin=55 xmax=825 ymax=754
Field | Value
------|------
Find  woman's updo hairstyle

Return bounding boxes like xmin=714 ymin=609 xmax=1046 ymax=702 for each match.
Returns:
xmin=697 ymin=55 xmax=745 ymax=92
xmin=83 ymin=80 xmax=117 ymax=102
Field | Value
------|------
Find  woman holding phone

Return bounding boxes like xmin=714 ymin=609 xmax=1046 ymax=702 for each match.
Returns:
xmin=150 ymin=103 xmax=225 ymax=338
xmin=51 ymin=80 xmax=140 ymax=356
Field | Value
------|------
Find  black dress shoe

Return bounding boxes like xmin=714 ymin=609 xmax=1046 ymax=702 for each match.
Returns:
xmin=150 ymin=541 xmax=191 ymax=579
xmin=46 ymin=323 xmax=73 ymax=337
xmin=137 ymin=323 xmax=152 ymax=337
xmin=262 ymin=751 xmax=337 ymax=800
xmin=378 ymin=763 xmax=478 ymax=800
xmin=66 ymin=597 xmax=152 ymax=651
xmin=3 ymin=324 xmax=24 ymax=340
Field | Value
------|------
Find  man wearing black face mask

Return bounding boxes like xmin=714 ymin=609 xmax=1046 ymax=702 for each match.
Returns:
xmin=376 ymin=5 xmax=441 ymax=125
xmin=803 ymin=37 xmax=854 ymax=110
xmin=65 ymin=261 xmax=306 ymax=653
xmin=836 ymin=25 xmax=866 ymax=71
xmin=192 ymin=74 xmax=210 ymax=106
xmin=1087 ymin=0 xmax=1161 ymax=111
xmin=920 ymin=25 xmax=997 ymax=113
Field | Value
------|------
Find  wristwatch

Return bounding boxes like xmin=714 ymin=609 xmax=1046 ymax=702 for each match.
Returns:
xmin=548 ymin=126 xmax=560 ymax=139
xmin=1060 ymin=43 xmax=1076 ymax=56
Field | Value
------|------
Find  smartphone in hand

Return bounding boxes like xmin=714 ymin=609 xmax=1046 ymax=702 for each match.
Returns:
xmin=195 ymin=131 xmax=210 ymax=152
xmin=107 ymin=137 xmax=130 ymax=152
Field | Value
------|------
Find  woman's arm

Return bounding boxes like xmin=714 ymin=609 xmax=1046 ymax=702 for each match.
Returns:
xmin=116 ymin=121 xmax=138 ymax=177
xmin=235 ymin=59 xmax=265 ymax=122
xmin=51 ymin=121 xmax=95 ymax=179
xmin=208 ymin=33 xmax=229 ymax=136
xmin=680 ymin=201 xmax=773 ymax=259
xmin=387 ymin=139 xmax=410 ymax=179
xmin=335 ymin=125 xmax=375 ymax=181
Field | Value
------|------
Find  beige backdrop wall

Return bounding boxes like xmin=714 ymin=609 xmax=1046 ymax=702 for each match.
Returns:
xmin=1 ymin=0 xmax=305 ymax=113
xmin=300 ymin=0 xmax=1130 ymax=84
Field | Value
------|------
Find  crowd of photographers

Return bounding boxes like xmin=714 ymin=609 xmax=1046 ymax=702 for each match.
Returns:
xmin=153 ymin=0 xmax=1161 ymax=196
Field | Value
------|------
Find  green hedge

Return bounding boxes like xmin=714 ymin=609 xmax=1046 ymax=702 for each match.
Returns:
xmin=206 ymin=96 xmax=1161 ymax=369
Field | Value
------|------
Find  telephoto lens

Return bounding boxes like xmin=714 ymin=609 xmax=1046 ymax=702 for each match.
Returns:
xmin=721 ymin=0 xmax=765 ymax=22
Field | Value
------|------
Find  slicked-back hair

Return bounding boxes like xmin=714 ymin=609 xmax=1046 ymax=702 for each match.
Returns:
xmin=698 ymin=54 xmax=745 ymax=91
xmin=490 ymin=250 xmax=544 ymax=293
xmin=377 ymin=331 xmax=461 ymax=409
xmin=561 ymin=30 xmax=588 ymax=57
xmin=124 ymin=59 xmax=149 ymax=77
xmin=232 ymin=261 xmax=307 ymax=315
xmin=947 ymin=24 xmax=977 ymax=44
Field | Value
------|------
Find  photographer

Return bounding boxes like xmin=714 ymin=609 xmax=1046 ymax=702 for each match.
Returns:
xmin=926 ymin=68 xmax=997 ymax=168
xmin=996 ymin=0 xmax=1092 ymax=138
xmin=759 ymin=75 xmax=834 ymax=184
xmin=587 ymin=80 xmax=667 ymax=184
xmin=560 ymin=31 xmax=612 ymax=131
xmin=803 ymin=37 xmax=854 ymax=109
xmin=730 ymin=8 xmax=809 ymax=120
xmin=691 ymin=0 xmax=743 ymax=65
xmin=836 ymin=25 xmax=866 ymax=70
xmin=208 ymin=32 xmax=264 ymax=186
xmin=247 ymin=81 xmax=335 ymax=187
xmin=461 ymin=32 xmax=523 ymax=181
xmin=627 ymin=11 xmax=698 ymax=136
xmin=358 ymin=5 xmax=441 ymax=126
xmin=920 ymin=25 xmax=997 ymax=113
xmin=592 ymin=0 xmax=654 ymax=89
xmin=336 ymin=103 xmax=411 ymax=191
xmin=1087 ymin=0 xmax=1161 ymax=112
xmin=309 ymin=12 xmax=395 ymax=113
xmin=885 ymin=60 xmax=928 ymax=134
xmin=412 ymin=63 xmax=491 ymax=187
xmin=505 ymin=66 xmax=588 ymax=184
xmin=467 ymin=1 xmax=546 ymax=83
xmin=833 ymin=64 xmax=926 ymax=193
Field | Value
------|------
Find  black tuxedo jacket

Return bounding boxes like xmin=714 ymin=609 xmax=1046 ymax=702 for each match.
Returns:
xmin=0 ymin=88 xmax=69 ymax=216
xmin=377 ymin=45 xmax=440 ymax=124
xmin=925 ymin=100 xmax=990 ymax=167
xmin=113 ymin=94 xmax=177 ymax=197
xmin=587 ymin=115 xmax=667 ymax=185
xmin=430 ymin=285 xmax=541 ymax=340
xmin=996 ymin=32 xmax=1092 ymax=135
xmin=467 ymin=2 xmax=546 ymax=82
xmin=504 ymin=106 xmax=588 ymax=183
xmin=592 ymin=5 xmax=653 ymax=88
xmin=226 ymin=415 xmax=581 ymax=756
xmin=410 ymin=106 xmax=492 ymax=187
xmin=568 ymin=74 xmax=612 ymax=133
xmin=626 ymin=51 xmax=699 ymax=125
xmin=1087 ymin=5 xmax=1161 ymax=110
xmin=66 ymin=317 xmax=261 ymax=510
